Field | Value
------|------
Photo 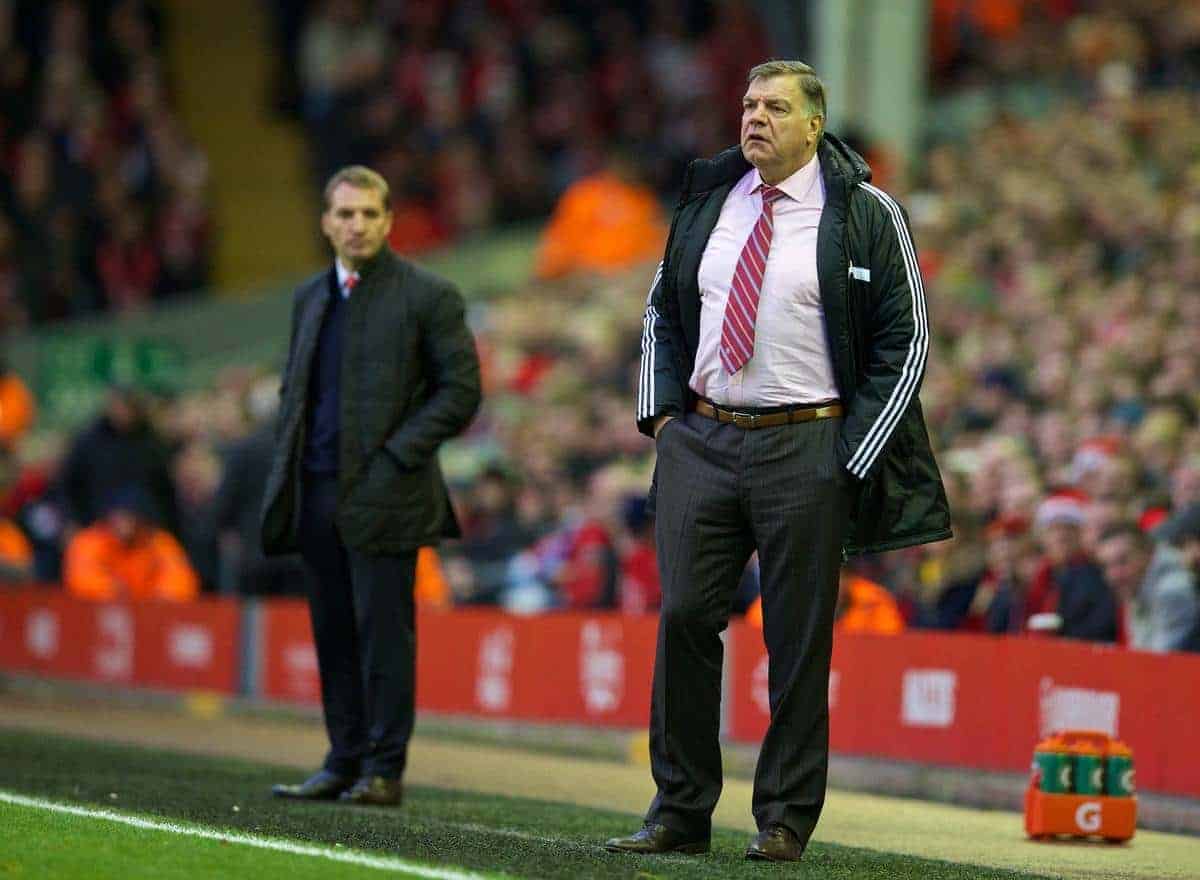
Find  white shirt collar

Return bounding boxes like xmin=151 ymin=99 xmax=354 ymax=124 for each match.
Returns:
xmin=334 ymin=259 xmax=359 ymax=297
xmin=750 ymin=153 xmax=822 ymax=203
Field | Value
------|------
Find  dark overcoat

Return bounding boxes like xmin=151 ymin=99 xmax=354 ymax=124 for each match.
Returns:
xmin=261 ymin=248 xmax=481 ymax=555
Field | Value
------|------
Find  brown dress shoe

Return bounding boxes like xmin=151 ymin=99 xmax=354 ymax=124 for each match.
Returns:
xmin=604 ymin=823 xmax=710 ymax=855
xmin=271 ymin=770 xmax=354 ymax=800
xmin=746 ymin=825 xmax=805 ymax=861
xmin=338 ymin=775 xmax=404 ymax=806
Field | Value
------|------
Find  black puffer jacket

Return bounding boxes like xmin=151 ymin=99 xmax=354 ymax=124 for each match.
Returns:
xmin=261 ymin=248 xmax=481 ymax=555
xmin=636 ymin=134 xmax=951 ymax=556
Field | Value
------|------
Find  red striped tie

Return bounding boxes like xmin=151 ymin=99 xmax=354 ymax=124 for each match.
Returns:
xmin=720 ymin=184 xmax=785 ymax=375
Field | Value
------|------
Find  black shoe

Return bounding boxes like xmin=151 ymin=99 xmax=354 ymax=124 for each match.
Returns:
xmin=271 ymin=770 xmax=354 ymax=800
xmin=338 ymin=775 xmax=404 ymax=806
xmin=604 ymin=822 xmax=710 ymax=855
xmin=746 ymin=825 xmax=805 ymax=861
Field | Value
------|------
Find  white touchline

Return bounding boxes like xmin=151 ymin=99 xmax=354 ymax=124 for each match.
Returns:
xmin=0 ymin=790 xmax=501 ymax=880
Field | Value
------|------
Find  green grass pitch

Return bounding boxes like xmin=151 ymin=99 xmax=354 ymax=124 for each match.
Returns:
xmin=0 ymin=728 xmax=1051 ymax=879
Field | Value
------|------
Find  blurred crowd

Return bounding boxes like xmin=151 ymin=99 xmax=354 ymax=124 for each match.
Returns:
xmin=0 ymin=0 xmax=212 ymax=331
xmin=0 ymin=1 xmax=1198 ymax=655
xmin=270 ymin=0 xmax=766 ymax=254
xmin=930 ymin=0 xmax=1200 ymax=94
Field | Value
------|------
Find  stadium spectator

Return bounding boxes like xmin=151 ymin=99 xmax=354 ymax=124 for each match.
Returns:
xmin=172 ymin=438 xmax=221 ymax=589
xmin=746 ymin=570 xmax=906 ymax=636
xmin=0 ymin=359 xmax=35 ymax=449
xmin=973 ymin=515 xmax=1037 ymax=634
xmin=533 ymin=148 xmax=667 ymax=280
xmin=63 ymin=486 xmax=199 ymax=602
xmin=414 ymin=546 xmax=451 ymax=610
xmin=450 ymin=466 xmax=539 ymax=605
xmin=552 ymin=469 xmax=621 ymax=610
xmin=298 ymin=0 xmax=387 ymax=179
xmin=1158 ymin=503 xmax=1200 ymax=574
xmin=95 ymin=207 xmax=161 ymax=312
xmin=211 ymin=378 xmax=309 ymax=596
xmin=617 ymin=496 xmax=659 ymax=615
xmin=0 ymin=503 xmax=33 ymax=584
xmin=0 ymin=453 xmax=33 ymax=583
xmin=833 ymin=572 xmax=907 ymax=636
xmin=1095 ymin=522 xmax=1199 ymax=653
xmin=56 ymin=386 xmax=180 ymax=535
xmin=503 ymin=471 xmax=620 ymax=612
xmin=1156 ymin=503 xmax=1200 ymax=651
xmin=912 ymin=529 xmax=988 ymax=630
xmin=1024 ymin=491 xmax=1119 ymax=642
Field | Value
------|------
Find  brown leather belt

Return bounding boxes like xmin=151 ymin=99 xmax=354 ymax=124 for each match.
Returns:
xmin=693 ymin=399 xmax=844 ymax=429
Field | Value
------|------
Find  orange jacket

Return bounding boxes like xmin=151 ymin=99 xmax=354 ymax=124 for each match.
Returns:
xmin=534 ymin=171 xmax=666 ymax=279
xmin=415 ymin=546 xmax=450 ymax=608
xmin=835 ymin=575 xmax=906 ymax=635
xmin=746 ymin=575 xmax=905 ymax=635
xmin=64 ymin=523 xmax=200 ymax=602
xmin=0 ymin=373 xmax=35 ymax=447
xmin=0 ymin=518 xmax=33 ymax=579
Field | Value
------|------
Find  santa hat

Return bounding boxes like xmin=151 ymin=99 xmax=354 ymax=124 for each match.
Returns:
xmin=1034 ymin=489 xmax=1090 ymax=528
xmin=1069 ymin=436 xmax=1123 ymax=484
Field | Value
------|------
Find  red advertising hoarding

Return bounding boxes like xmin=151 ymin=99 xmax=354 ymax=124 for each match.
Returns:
xmin=0 ymin=589 xmax=240 ymax=693
xmin=258 ymin=599 xmax=320 ymax=704
xmin=727 ymin=623 xmax=1200 ymax=798
xmin=258 ymin=604 xmax=659 ymax=728
xmin=4 ymin=591 xmax=1199 ymax=799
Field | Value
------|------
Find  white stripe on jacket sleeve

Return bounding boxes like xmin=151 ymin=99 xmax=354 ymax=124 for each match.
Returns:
xmin=638 ymin=263 xmax=664 ymax=421
xmin=846 ymin=183 xmax=929 ymax=478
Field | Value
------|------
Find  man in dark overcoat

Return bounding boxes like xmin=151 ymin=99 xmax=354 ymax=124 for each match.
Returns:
xmin=263 ymin=165 xmax=481 ymax=805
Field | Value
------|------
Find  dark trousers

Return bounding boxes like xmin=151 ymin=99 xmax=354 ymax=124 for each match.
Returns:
xmin=299 ymin=470 xmax=417 ymax=778
xmin=646 ymin=411 xmax=851 ymax=845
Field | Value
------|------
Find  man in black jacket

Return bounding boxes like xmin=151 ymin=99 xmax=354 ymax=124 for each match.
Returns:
xmin=607 ymin=61 xmax=951 ymax=861
xmin=262 ymin=165 xmax=481 ymax=806
xmin=58 ymin=386 xmax=180 ymax=536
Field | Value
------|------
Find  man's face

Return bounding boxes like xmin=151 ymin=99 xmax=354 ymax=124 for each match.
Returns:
xmin=321 ymin=183 xmax=392 ymax=267
xmin=107 ymin=509 xmax=140 ymax=543
xmin=987 ymin=533 xmax=1024 ymax=575
xmin=740 ymin=75 xmax=820 ymax=179
xmin=1096 ymin=535 xmax=1148 ymax=599
xmin=106 ymin=391 xmax=138 ymax=431
xmin=1040 ymin=521 xmax=1080 ymax=565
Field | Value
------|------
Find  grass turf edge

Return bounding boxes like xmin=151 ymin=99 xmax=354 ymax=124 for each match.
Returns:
xmin=0 ymin=726 xmax=1052 ymax=880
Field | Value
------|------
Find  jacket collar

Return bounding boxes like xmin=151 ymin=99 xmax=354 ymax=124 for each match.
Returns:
xmin=684 ymin=132 xmax=872 ymax=199
xmin=330 ymin=247 xmax=395 ymax=286
xmin=356 ymin=246 xmax=394 ymax=280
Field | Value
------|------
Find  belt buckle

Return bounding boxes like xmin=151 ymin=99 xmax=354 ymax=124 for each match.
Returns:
xmin=731 ymin=410 xmax=757 ymax=428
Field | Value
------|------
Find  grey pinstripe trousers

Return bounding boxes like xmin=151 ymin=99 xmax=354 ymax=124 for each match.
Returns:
xmin=645 ymin=409 xmax=851 ymax=845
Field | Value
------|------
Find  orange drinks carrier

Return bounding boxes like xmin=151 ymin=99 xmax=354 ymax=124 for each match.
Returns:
xmin=1025 ymin=730 xmax=1136 ymax=843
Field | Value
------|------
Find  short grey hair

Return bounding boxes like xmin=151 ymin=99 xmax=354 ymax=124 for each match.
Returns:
xmin=747 ymin=60 xmax=826 ymax=119
xmin=323 ymin=165 xmax=390 ymax=210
